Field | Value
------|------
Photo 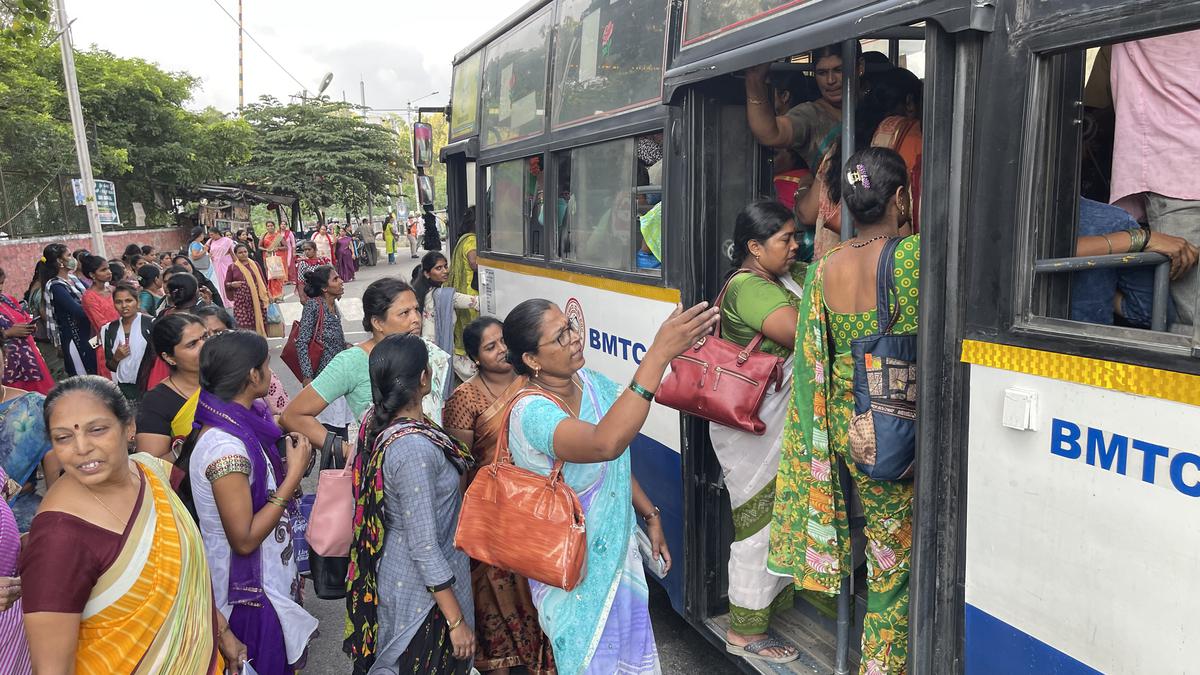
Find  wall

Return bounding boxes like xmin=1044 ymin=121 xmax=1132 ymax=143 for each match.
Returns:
xmin=0 ymin=227 xmax=191 ymax=283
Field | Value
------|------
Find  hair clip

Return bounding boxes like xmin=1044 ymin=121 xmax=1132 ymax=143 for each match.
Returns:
xmin=39 ymin=256 xmax=46 ymax=263
xmin=856 ymin=163 xmax=871 ymax=189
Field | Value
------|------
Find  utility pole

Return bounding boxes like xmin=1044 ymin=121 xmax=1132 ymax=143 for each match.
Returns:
xmin=238 ymin=0 xmax=245 ymax=109
xmin=54 ymin=0 xmax=104 ymax=256
xmin=360 ymin=76 xmax=372 ymax=228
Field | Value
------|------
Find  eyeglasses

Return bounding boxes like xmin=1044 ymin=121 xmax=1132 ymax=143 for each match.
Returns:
xmin=539 ymin=316 xmax=582 ymax=349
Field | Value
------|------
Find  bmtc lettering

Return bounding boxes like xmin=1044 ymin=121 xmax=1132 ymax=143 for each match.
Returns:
xmin=588 ymin=328 xmax=648 ymax=364
xmin=1050 ymin=418 xmax=1200 ymax=498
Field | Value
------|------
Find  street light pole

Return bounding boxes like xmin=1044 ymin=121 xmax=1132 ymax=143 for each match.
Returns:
xmin=54 ymin=0 xmax=104 ymax=257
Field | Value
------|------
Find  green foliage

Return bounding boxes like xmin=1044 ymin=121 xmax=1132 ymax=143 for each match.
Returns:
xmin=233 ymin=97 xmax=403 ymax=223
xmin=389 ymin=112 xmax=449 ymax=212
xmin=0 ymin=0 xmax=50 ymax=42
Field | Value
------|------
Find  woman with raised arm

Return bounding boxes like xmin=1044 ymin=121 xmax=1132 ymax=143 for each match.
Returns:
xmin=345 ymin=333 xmax=477 ymax=675
xmin=19 ymin=376 xmax=246 ymax=674
xmin=444 ymin=317 xmax=554 ymax=675
xmin=500 ymin=297 xmax=719 ymax=674
xmin=189 ymin=331 xmax=317 ymax=674
xmin=771 ymin=147 xmax=918 ymax=675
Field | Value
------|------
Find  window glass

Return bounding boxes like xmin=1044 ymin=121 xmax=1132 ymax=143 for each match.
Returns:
xmin=556 ymin=134 xmax=663 ymax=274
xmin=485 ymin=157 xmax=543 ymax=256
xmin=449 ymin=51 xmax=482 ymax=141
xmin=551 ymin=0 xmax=668 ymax=128
xmin=480 ymin=9 xmax=552 ymax=149
xmin=681 ymin=0 xmax=812 ymax=48
xmin=1027 ymin=29 xmax=1200 ymax=338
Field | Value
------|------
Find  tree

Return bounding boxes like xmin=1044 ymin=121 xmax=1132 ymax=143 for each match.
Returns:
xmin=389 ymin=112 xmax=450 ymax=212
xmin=0 ymin=0 xmax=50 ymax=42
xmin=234 ymin=97 xmax=403 ymax=223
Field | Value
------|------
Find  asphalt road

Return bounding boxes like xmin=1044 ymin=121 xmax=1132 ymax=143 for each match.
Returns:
xmin=273 ymin=247 xmax=740 ymax=674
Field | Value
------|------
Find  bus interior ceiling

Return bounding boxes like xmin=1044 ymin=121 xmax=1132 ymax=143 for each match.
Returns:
xmin=685 ymin=27 xmax=929 ymax=675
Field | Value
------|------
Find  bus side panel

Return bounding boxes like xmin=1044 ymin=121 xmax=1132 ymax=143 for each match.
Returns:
xmin=480 ymin=263 xmax=688 ymax=612
xmin=964 ymin=364 xmax=1200 ymax=675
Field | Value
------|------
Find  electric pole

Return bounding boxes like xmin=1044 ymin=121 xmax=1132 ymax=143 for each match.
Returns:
xmin=238 ymin=0 xmax=245 ymax=109
xmin=54 ymin=0 xmax=105 ymax=256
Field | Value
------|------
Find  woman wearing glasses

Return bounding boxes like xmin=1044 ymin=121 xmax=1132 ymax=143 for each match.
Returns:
xmin=500 ymin=298 xmax=719 ymax=674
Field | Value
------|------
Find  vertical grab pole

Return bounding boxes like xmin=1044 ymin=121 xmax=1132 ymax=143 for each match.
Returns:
xmin=840 ymin=39 xmax=859 ymax=242
xmin=834 ymin=459 xmax=855 ymax=675
xmin=1151 ymin=259 xmax=1169 ymax=332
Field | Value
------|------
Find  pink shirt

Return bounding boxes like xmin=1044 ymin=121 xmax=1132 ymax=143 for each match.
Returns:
xmin=1109 ymin=31 xmax=1200 ymax=218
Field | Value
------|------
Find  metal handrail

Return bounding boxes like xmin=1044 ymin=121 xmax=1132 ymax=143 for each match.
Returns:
xmin=1033 ymin=251 xmax=1171 ymax=332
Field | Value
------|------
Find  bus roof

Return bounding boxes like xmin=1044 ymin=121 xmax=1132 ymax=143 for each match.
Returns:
xmin=452 ymin=0 xmax=551 ymax=66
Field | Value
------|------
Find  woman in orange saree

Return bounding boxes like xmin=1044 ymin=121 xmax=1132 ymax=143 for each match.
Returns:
xmin=260 ymin=221 xmax=287 ymax=301
xmin=20 ymin=376 xmax=246 ymax=674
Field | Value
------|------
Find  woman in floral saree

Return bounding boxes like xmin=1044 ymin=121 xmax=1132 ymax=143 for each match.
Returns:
xmin=501 ymin=298 xmax=718 ymax=674
xmin=20 ymin=376 xmax=246 ymax=674
xmin=769 ymin=148 xmax=918 ymax=674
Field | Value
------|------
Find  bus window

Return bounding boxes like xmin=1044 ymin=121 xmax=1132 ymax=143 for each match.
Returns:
xmin=555 ymin=134 xmax=663 ymax=275
xmin=551 ymin=0 xmax=668 ymax=129
xmin=449 ymin=51 xmax=482 ymax=141
xmin=484 ymin=156 xmax=544 ymax=257
xmin=681 ymin=0 xmax=811 ymax=48
xmin=1025 ymin=28 xmax=1200 ymax=339
xmin=479 ymin=8 xmax=552 ymax=149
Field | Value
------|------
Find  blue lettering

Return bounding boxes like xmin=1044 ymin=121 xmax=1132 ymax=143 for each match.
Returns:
xmin=1050 ymin=419 xmax=1082 ymax=459
xmin=1169 ymin=452 xmax=1200 ymax=497
xmin=1132 ymin=439 xmax=1170 ymax=484
xmin=602 ymin=332 xmax=618 ymax=356
xmin=632 ymin=342 xmax=647 ymax=364
xmin=1086 ymin=428 xmax=1128 ymax=475
xmin=589 ymin=328 xmax=601 ymax=350
xmin=618 ymin=336 xmax=632 ymax=360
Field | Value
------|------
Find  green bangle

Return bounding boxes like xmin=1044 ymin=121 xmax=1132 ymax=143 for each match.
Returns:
xmin=629 ymin=380 xmax=655 ymax=401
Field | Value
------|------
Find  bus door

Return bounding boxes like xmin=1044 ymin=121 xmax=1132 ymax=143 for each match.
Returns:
xmin=958 ymin=4 xmax=1200 ymax=673
xmin=439 ymin=140 xmax=477 ymax=245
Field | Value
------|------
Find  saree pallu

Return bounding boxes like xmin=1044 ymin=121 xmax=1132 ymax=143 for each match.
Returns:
xmin=448 ymin=233 xmax=478 ymax=357
xmin=77 ymin=454 xmax=222 ymax=674
xmin=209 ymin=237 xmax=236 ymax=305
xmin=462 ymin=377 xmax=556 ymax=674
xmin=509 ymin=371 xmax=659 ymax=675
xmin=0 ymin=467 xmax=31 ymax=675
xmin=260 ymin=231 xmax=286 ymax=299
xmin=227 ymin=261 xmax=269 ymax=336
xmin=336 ymin=236 xmax=358 ymax=282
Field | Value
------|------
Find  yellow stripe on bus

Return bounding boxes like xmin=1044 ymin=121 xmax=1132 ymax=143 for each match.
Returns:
xmin=480 ymin=257 xmax=682 ymax=304
xmin=960 ymin=339 xmax=1200 ymax=407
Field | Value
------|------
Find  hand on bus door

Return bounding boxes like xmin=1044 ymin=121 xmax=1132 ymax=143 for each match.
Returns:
xmin=1145 ymin=231 xmax=1199 ymax=279
xmin=650 ymin=302 xmax=721 ymax=361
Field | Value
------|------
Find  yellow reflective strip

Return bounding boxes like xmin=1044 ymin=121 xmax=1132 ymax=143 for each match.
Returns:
xmin=480 ymin=256 xmax=681 ymax=303
xmin=960 ymin=339 xmax=1200 ymax=407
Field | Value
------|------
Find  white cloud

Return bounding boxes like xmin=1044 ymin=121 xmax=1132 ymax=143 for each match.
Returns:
xmin=68 ymin=0 xmax=527 ymax=113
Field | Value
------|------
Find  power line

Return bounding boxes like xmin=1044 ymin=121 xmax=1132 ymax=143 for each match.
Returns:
xmin=207 ymin=0 xmax=308 ymax=93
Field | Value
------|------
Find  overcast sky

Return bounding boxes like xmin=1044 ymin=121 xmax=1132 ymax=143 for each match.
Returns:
xmin=70 ymin=0 xmax=527 ymax=114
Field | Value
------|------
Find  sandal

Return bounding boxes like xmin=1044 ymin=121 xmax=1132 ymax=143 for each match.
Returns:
xmin=726 ymin=635 xmax=799 ymax=664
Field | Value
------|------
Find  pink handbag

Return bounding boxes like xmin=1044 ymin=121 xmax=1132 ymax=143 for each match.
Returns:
xmin=306 ymin=433 xmax=356 ymax=557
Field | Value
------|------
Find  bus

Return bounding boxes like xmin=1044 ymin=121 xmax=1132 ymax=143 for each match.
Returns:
xmin=439 ymin=0 xmax=1200 ymax=672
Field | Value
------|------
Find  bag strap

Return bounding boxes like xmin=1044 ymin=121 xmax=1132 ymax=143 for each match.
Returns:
xmin=714 ymin=268 xmax=778 ymax=351
xmin=874 ymin=237 xmax=904 ymax=335
xmin=490 ymin=388 xmax=575 ymax=484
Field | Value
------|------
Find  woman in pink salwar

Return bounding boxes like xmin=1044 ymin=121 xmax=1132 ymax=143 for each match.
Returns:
xmin=208 ymin=229 xmax=237 ymax=305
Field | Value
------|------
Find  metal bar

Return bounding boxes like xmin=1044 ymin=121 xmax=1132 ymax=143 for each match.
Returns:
xmin=840 ymin=39 xmax=858 ymax=242
xmin=1152 ymin=261 xmax=1169 ymax=333
xmin=834 ymin=459 xmax=855 ymax=675
xmin=1032 ymin=251 xmax=1168 ymax=273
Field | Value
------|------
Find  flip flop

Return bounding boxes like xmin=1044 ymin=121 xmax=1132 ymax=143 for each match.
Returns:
xmin=726 ymin=635 xmax=800 ymax=664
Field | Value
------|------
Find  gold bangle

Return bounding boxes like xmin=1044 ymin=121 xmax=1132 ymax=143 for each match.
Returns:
xmin=747 ymin=96 xmax=768 ymax=105
xmin=643 ymin=506 xmax=661 ymax=522
xmin=447 ymin=615 xmax=464 ymax=631
xmin=1101 ymin=233 xmax=1112 ymax=255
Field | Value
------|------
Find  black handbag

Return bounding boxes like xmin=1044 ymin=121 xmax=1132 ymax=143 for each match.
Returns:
xmin=847 ymin=237 xmax=917 ymax=481
xmin=304 ymin=431 xmax=350 ymax=600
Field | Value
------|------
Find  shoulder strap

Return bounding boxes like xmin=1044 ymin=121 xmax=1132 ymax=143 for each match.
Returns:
xmin=491 ymin=388 xmax=574 ymax=476
xmin=875 ymin=237 xmax=904 ymax=335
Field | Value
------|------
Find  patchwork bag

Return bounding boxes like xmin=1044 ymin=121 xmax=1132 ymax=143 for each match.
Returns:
xmin=847 ymin=237 xmax=917 ymax=481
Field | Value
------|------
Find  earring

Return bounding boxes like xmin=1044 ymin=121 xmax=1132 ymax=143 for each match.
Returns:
xmin=534 ymin=366 xmax=541 ymax=378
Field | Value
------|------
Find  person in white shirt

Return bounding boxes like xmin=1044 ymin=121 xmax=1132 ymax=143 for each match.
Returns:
xmin=101 ymin=283 xmax=152 ymax=405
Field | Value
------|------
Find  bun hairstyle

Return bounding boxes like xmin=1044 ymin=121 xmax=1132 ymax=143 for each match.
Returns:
xmin=302 ymin=264 xmax=336 ymax=299
xmin=730 ymin=200 xmax=794 ymax=267
xmin=840 ymin=147 xmax=909 ymax=226
xmin=108 ymin=260 xmax=127 ymax=282
xmin=80 ymin=254 xmax=108 ymax=280
xmin=44 ymin=375 xmax=134 ymax=430
xmin=463 ymin=316 xmax=503 ymax=362
xmin=363 ymin=333 xmax=429 ymax=452
xmin=200 ymin=330 xmax=269 ymax=401
xmin=503 ymin=298 xmax=554 ymax=376
xmin=190 ymin=225 xmax=206 ymax=242
xmin=165 ymin=272 xmax=199 ymax=307
xmin=137 ymin=264 xmax=160 ymax=289
xmin=361 ymin=277 xmax=414 ymax=333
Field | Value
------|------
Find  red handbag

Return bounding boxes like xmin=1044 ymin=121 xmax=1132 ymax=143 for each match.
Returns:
xmin=280 ymin=301 xmax=324 ymax=381
xmin=654 ymin=270 xmax=785 ymax=435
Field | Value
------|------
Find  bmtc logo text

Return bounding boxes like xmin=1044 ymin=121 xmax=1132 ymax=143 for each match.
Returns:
xmin=565 ymin=297 xmax=649 ymax=364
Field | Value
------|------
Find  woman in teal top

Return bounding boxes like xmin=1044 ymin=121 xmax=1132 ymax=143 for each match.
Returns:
xmin=280 ymin=278 xmax=451 ymax=455
xmin=770 ymin=147 xmax=918 ymax=674
xmin=709 ymin=201 xmax=802 ymax=664
xmin=502 ymin=297 xmax=719 ymax=675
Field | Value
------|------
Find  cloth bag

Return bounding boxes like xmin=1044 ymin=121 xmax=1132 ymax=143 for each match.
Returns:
xmin=654 ymin=269 xmax=785 ymax=434
xmin=280 ymin=302 xmax=324 ymax=381
xmin=455 ymin=390 xmax=587 ymax=591
xmin=266 ymin=254 xmax=286 ymax=280
xmin=847 ymin=237 xmax=917 ymax=480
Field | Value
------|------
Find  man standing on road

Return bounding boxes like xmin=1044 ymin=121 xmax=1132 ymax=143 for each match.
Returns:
xmin=358 ymin=217 xmax=378 ymax=266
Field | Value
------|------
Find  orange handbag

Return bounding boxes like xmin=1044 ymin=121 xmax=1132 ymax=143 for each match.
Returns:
xmin=454 ymin=390 xmax=587 ymax=591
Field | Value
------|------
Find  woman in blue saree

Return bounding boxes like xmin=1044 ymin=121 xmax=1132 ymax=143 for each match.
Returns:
xmin=501 ymin=298 xmax=719 ymax=674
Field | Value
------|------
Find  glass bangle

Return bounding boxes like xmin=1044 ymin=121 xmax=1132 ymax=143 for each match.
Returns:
xmin=629 ymin=381 xmax=655 ymax=401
